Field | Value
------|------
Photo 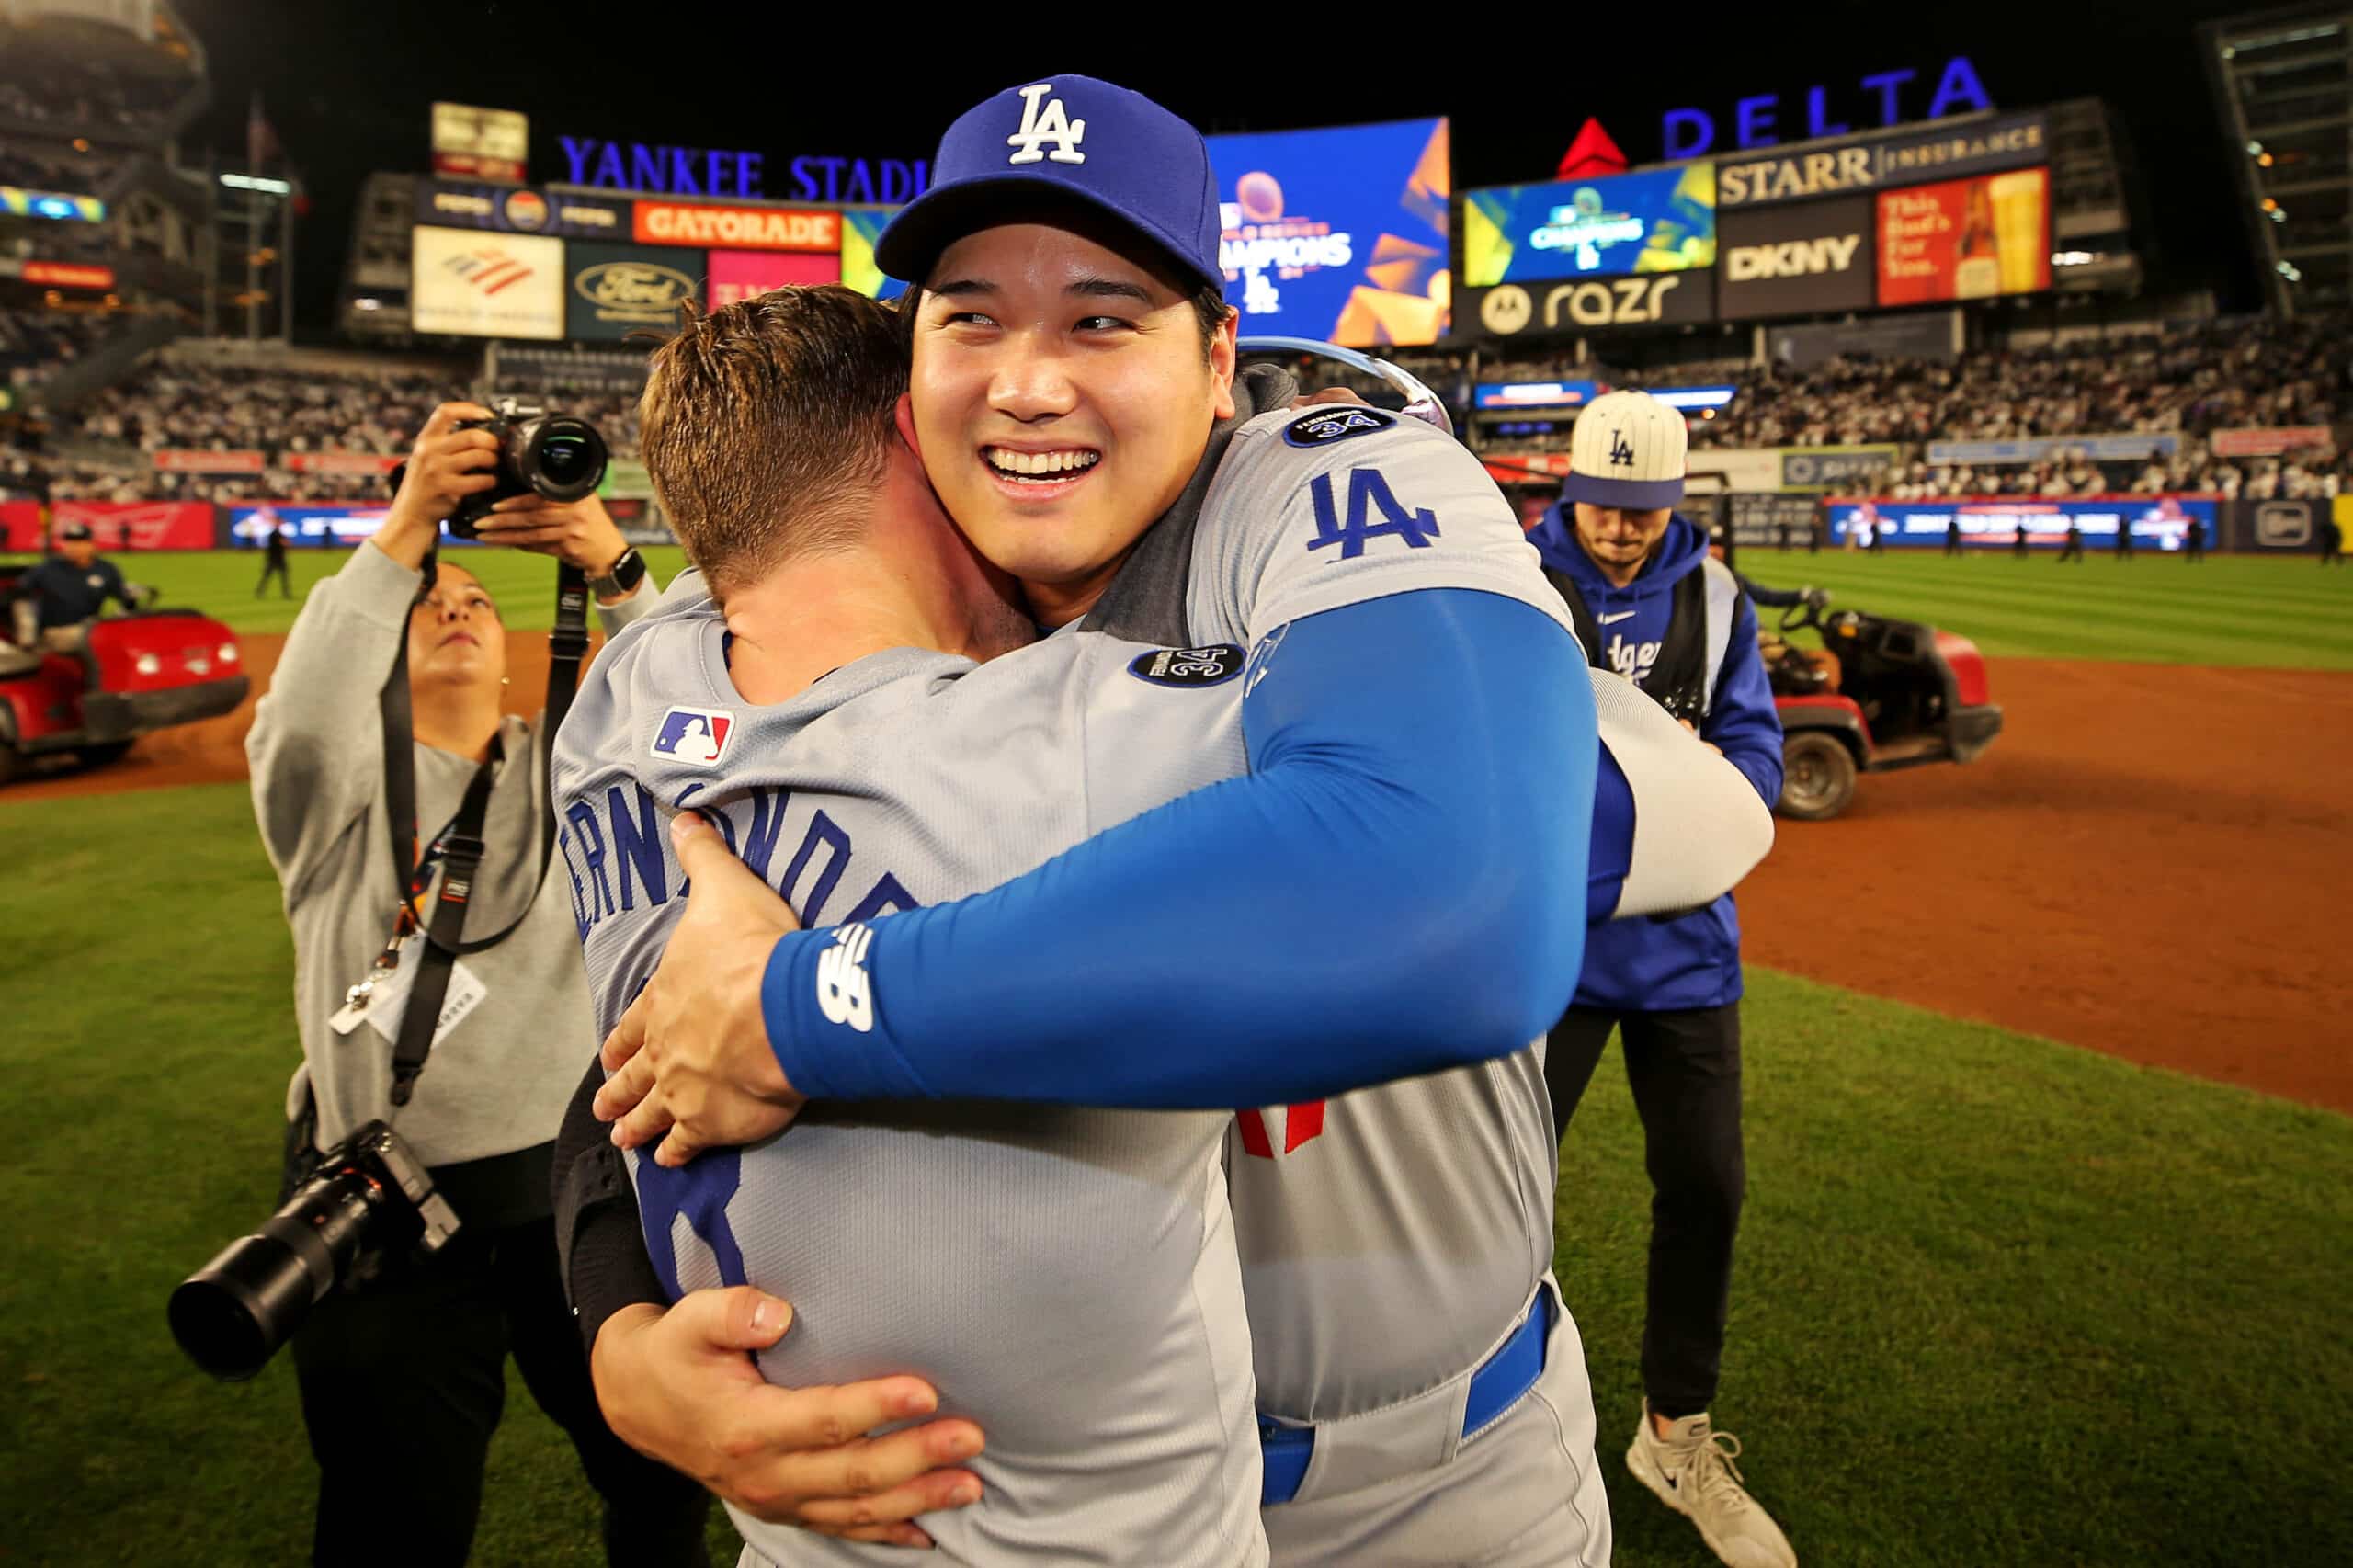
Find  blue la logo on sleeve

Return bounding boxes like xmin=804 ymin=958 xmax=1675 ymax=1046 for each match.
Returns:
xmin=1283 ymin=406 xmax=1397 ymax=448
xmin=1305 ymin=467 xmax=1441 ymax=560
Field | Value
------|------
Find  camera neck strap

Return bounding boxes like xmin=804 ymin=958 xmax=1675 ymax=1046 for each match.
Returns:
xmin=388 ymin=756 xmax=495 ymax=1107
xmin=377 ymin=558 xmax=592 ymax=1108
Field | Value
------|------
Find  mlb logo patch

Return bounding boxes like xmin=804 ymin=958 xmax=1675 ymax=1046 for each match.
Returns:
xmin=652 ymin=706 xmax=733 ymax=767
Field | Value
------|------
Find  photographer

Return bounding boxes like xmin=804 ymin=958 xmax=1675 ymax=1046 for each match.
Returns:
xmin=244 ymin=403 xmax=707 ymax=1567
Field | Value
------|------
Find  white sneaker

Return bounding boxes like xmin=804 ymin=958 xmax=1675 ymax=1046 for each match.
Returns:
xmin=1624 ymin=1402 xmax=1797 ymax=1568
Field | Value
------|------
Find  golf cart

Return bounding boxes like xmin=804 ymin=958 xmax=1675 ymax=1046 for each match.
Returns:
xmin=1763 ymin=595 xmax=2003 ymax=821
xmin=0 ymin=565 xmax=250 ymax=782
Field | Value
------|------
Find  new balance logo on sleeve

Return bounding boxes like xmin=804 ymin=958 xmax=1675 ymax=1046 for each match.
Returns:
xmin=815 ymin=922 xmax=876 ymax=1032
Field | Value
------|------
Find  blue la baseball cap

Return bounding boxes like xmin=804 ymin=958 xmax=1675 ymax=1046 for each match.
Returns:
xmin=876 ymin=76 xmax=1223 ymax=295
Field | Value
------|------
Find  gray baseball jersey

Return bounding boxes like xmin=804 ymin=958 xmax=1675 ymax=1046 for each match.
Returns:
xmin=554 ymin=616 xmax=1269 ymax=1568
xmin=1144 ymin=400 xmax=1601 ymax=1565
xmin=560 ymin=383 xmax=1605 ymax=1566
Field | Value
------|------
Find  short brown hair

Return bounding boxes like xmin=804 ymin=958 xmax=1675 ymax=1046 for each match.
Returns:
xmin=637 ymin=286 xmax=908 ymax=597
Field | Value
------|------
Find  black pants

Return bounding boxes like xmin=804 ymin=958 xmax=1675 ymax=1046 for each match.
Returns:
xmin=291 ymin=1216 xmax=710 ymax=1568
xmin=2058 ymin=540 xmax=2083 ymax=562
xmin=1545 ymin=1003 xmax=1745 ymax=1420
xmin=258 ymin=559 xmax=290 ymax=597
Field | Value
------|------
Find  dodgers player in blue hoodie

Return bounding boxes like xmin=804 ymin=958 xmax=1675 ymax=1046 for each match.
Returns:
xmin=1525 ymin=391 xmax=1796 ymax=1568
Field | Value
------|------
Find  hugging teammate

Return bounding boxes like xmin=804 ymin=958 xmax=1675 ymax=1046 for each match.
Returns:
xmin=559 ymin=76 xmax=1772 ymax=1566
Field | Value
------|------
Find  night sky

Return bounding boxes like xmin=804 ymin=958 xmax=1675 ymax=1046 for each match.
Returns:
xmin=174 ymin=0 xmax=2256 ymax=336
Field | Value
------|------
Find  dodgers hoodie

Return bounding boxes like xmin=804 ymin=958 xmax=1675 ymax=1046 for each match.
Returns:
xmin=1529 ymin=507 xmax=1782 ymax=1011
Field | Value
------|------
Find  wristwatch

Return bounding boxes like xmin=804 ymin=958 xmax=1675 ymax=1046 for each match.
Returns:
xmin=586 ymin=547 xmax=647 ymax=599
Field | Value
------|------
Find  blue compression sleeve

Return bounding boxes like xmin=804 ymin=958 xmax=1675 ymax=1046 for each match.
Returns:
xmin=762 ymin=588 xmax=1597 ymax=1108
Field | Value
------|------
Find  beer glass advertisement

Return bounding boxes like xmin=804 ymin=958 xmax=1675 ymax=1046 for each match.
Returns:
xmin=1205 ymin=118 xmax=1451 ymax=347
xmin=1876 ymin=166 xmax=2049 ymax=307
xmin=1463 ymin=164 xmax=1715 ymax=286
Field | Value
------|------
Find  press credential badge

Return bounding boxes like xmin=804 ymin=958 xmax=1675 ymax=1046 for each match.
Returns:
xmin=328 ymin=939 xmax=488 ymax=1048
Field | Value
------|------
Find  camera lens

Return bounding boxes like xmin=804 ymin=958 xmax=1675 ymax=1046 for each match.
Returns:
xmin=168 ymin=1170 xmax=378 ymax=1381
xmin=540 ymin=438 xmax=588 ymax=483
xmin=520 ymin=415 xmax=608 ymax=503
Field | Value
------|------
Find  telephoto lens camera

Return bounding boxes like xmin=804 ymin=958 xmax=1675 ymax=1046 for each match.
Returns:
xmin=168 ymin=1120 xmax=460 ymax=1381
xmin=392 ymin=395 xmax=609 ymax=540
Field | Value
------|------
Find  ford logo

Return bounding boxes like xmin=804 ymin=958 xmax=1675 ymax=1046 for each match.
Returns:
xmin=574 ymin=261 xmax=697 ymax=315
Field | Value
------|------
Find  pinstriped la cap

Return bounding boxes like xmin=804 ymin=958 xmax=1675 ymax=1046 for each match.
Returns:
xmin=1562 ymin=390 xmax=1688 ymax=510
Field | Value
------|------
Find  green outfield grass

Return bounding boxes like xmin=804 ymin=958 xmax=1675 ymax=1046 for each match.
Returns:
xmin=1735 ymin=547 xmax=2353 ymax=669
xmin=9 ymin=545 xmax=2349 ymax=667
xmin=6 ymin=785 xmax=2348 ymax=1566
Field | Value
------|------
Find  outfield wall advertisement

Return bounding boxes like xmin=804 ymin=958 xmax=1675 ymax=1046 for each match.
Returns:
xmin=1824 ymin=494 xmax=2217 ymax=550
xmin=0 ymin=501 xmax=216 ymax=551
xmin=1206 ymin=118 xmax=1452 ymax=347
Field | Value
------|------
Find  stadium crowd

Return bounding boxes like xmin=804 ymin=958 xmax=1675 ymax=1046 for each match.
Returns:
xmin=1481 ymin=315 xmax=2353 ymax=497
xmin=6 ymin=312 xmax=2349 ymax=508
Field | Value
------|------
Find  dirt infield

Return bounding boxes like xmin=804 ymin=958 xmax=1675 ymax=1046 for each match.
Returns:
xmin=17 ymin=640 xmax=2351 ymax=1113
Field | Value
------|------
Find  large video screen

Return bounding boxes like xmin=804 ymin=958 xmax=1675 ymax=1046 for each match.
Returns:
xmin=1206 ymin=118 xmax=1451 ymax=347
xmin=1824 ymin=495 xmax=2213 ymax=551
xmin=1464 ymin=165 xmax=1715 ymax=287
xmin=838 ymin=209 xmax=910 ymax=301
xmin=1877 ymin=166 xmax=2049 ymax=307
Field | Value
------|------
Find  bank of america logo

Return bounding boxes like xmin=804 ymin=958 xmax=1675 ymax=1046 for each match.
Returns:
xmin=442 ymin=248 xmax=535 ymax=296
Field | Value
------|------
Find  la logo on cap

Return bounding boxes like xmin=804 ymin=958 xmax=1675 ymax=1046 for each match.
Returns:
xmin=1007 ymin=83 xmax=1086 ymax=166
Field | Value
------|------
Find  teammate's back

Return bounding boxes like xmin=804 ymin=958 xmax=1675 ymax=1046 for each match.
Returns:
xmin=554 ymin=595 xmax=1266 ymax=1568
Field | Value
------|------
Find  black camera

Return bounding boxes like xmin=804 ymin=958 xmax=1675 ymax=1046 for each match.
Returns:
xmin=168 ymin=1120 xmax=460 ymax=1381
xmin=396 ymin=395 xmax=608 ymax=539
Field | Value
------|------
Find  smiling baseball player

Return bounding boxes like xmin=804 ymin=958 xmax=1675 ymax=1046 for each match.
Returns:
xmin=568 ymin=76 xmax=1772 ymax=1568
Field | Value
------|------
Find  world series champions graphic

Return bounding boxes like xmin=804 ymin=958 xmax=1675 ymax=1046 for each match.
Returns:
xmin=1206 ymin=118 xmax=1452 ymax=347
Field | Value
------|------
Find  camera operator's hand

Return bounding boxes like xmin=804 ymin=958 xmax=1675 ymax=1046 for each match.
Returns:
xmin=379 ymin=403 xmax=498 ymax=569
xmin=597 ymin=810 xmax=807 ymax=1165
xmin=593 ymin=1292 xmax=983 ymax=1549
xmin=472 ymin=493 xmax=634 ymax=589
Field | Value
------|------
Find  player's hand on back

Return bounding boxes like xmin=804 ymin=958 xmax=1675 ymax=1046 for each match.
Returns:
xmin=593 ymin=1290 xmax=984 ymax=1547
xmin=597 ymin=810 xmax=808 ymax=1165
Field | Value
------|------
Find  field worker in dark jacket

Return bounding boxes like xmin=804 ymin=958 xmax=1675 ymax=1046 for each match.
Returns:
xmin=7 ymin=519 xmax=139 ymax=686
xmin=1527 ymin=389 xmax=1796 ymax=1568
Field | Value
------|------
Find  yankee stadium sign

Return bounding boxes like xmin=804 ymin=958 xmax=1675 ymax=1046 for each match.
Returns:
xmin=558 ymin=137 xmax=930 ymax=204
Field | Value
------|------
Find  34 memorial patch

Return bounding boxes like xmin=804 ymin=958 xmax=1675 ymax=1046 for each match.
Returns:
xmin=1283 ymin=406 xmax=1397 ymax=448
xmin=1128 ymin=644 xmax=1245 ymax=687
